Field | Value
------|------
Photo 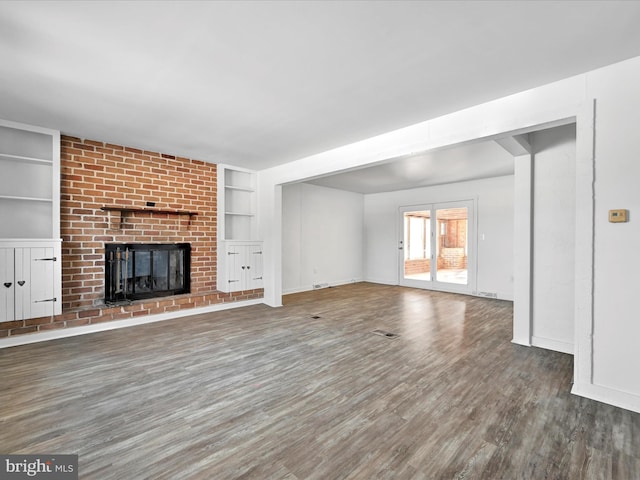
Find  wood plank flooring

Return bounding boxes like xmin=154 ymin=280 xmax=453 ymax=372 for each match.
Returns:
xmin=1 ymin=282 xmax=639 ymax=479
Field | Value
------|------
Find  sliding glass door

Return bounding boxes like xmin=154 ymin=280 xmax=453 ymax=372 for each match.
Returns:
xmin=399 ymin=200 xmax=475 ymax=294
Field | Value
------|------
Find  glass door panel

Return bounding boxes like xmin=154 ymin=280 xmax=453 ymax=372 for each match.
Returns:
xmin=435 ymin=207 xmax=468 ymax=285
xmin=134 ymin=251 xmax=151 ymax=293
xmin=169 ymin=250 xmax=185 ymax=290
xmin=152 ymin=250 xmax=169 ymax=291
xmin=403 ymin=210 xmax=431 ymax=282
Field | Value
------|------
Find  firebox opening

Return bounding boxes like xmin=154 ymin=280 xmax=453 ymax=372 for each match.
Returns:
xmin=105 ymin=243 xmax=191 ymax=304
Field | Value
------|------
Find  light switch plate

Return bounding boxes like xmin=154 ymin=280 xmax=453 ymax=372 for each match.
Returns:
xmin=609 ymin=209 xmax=628 ymax=223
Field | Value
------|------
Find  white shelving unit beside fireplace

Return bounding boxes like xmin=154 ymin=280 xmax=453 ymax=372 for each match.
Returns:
xmin=0 ymin=119 xmax=62 ymax=320
xmin=217 ymin=165 xmax=263 ymax=293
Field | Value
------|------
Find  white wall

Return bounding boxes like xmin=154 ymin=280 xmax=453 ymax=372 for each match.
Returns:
xmin=259 ymin=55 xmax=640 ymax=413
xmin=530 ymin=124 xmax=576 ymax=354
xmin=587 ymin=59 xmax=640 ymax=398
xmin=282 ymin=183 xmax=364 ymax=293
xmin=364 ymin=175 xmax=514 ymax=299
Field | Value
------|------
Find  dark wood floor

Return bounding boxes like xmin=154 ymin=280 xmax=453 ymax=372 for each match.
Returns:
xmin=1 ymin=283 xmax=639 ymax=479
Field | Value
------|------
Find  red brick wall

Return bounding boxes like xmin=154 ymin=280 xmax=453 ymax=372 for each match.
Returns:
xmin=0 ymin=136 xmax=262 ymax=338
xmin=441 ymin=219 xmax=467 ymax=248
xmin=404 ymin=259 xmax=430 ymax=275
xmin=437 ymin=219 xmax=467 ymax=269
xmin=438 ymin=248 xmax=468 ymax=269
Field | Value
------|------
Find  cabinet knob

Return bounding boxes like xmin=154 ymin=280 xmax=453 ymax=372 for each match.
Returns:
xmin=3 ymin=282 xmax=11 ymax=288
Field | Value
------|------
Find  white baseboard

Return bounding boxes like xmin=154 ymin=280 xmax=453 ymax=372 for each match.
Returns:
xmin=0 ymin=298 xmax=264 ymax=349
xmin=511 ymin=337 xmax=531 ymax=347
xmin=282 ymin=286 xmax=312 ymax=295
xmin=531 ymin=336 xmax=574 ymax=355
xmin=364 ymin=277 xmax=397 ymax=286
xmin=283 ymin=278 xmax=364 ymax=295
xmin=572 ymin=382 xmax=640 ymax=414
xmin=327 ymin=278 xmax=363 ymax=288
xmin=497 ymin=292 xmax=514 ymax=301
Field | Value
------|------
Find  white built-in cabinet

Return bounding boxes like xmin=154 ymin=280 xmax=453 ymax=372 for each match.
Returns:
xmin=0 ymin=119 xmax=62 ymax=321
xmin=0 ymin=242 xmax=62 ymax=321
xmin=217 ymin=165 xmax=263 ymax=292
xmin=223 ymin=242 xmax=263 ymax=291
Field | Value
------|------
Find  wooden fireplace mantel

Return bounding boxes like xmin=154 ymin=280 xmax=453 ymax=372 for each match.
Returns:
xmin=100 ymin=206 xmax=198 ymax=229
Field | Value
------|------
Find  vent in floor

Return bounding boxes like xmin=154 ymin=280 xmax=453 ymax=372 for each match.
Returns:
xmin=372 ymin=329 xmax=400 ymax=339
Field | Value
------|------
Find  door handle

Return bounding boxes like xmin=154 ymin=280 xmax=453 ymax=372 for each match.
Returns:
xmin=3 ymin=282 xmax=11 ymax=288
xmin=35 ymin=298 xmax=57 ymax=303
xmin=17 ymin=281 xmax=25 ymax=286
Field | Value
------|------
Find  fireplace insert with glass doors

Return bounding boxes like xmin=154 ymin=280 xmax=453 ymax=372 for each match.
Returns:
xmin=104 ymin=243 xmax=190 ymax=303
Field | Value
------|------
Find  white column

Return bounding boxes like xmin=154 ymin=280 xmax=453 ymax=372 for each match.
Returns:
xmin=513 ymin=153 xmax=533 ymax=345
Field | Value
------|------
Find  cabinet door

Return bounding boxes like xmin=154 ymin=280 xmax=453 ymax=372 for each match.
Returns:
xmin=0 ymin=248 xmax=15 ymax=322
xmin=225 ymin=244 xmax=243 ymax=291
xmin=14 ymin=247 xmax=56 ymax=320
xmin=13 ymin=248 xmax=30 ymax=320
xmin=246 ymin=245 xmax=263 ymax=290
xmin=29 ymin=247 xmax=57 ymax=319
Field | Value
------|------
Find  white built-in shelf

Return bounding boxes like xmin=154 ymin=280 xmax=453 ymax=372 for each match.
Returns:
xmin=0 ymin=153 xmax=53 ymax=165
xmin=0 ymin=119 xmax=62 ymax=323
xmin=0 ymin=119 xmax=60 ymax=240
xmin=224 ymin=169 xmax=254 ymax=189
xmin=0 ymin=195 xmax=53 ymax=202
xmin=219 ymin=165 xmax=259 ymax=241
xmin=217 ymin=166 xmax=262 ymax=291
xmin=224 ymin=185 xmax=255 ymax=192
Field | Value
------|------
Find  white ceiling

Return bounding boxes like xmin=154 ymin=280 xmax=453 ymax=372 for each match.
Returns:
xmin=2 ymin=0 xmax=640 ymax=183
xmin=307 ymin=139 xmax=517 ymax=194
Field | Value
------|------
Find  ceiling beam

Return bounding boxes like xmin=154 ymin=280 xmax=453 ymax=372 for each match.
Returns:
xmin=494 ymin=134 xmax=531 ymax=156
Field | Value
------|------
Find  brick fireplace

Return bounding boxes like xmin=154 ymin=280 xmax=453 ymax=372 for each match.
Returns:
xmin=0 ymin=136 xmax=262 ymax=338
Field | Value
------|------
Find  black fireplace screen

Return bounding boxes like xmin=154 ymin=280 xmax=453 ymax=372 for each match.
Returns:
xmin=105 ymin=243 xmax=190 ymax=303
